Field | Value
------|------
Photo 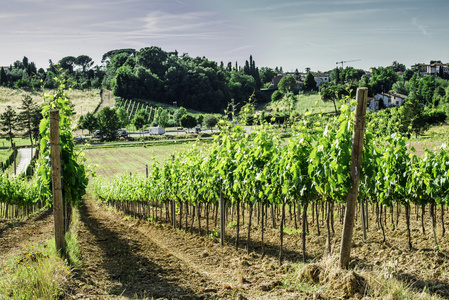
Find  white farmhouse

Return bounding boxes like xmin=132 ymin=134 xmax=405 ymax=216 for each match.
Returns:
xmin=369 ymin=93 xmax=407 ymax=110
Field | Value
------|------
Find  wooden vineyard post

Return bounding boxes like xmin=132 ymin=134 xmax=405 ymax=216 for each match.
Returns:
xmin=50 ymin=110 xmax=66 ymax=255
xmin=339 ymin=87 xmax=368 ymax=269
xmin=13 ymin=143 xmax=16 ymax=176
xmin=220 ymin=189 xmax=225 ymax=246
xmin=171 ymin=155 xmax=176 ymax=228
xmin=218 ymin=136 xmax=225 ymax=247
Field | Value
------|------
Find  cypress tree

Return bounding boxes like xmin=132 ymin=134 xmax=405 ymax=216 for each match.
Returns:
xmin=0 ymin=67 xmax=7 ymax=86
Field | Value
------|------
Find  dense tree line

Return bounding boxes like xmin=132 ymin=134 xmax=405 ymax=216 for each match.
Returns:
xmin=106 ymin=47 xmax=269 ymax=112
xmin=1 ymin=47 xmax=277 ymax=113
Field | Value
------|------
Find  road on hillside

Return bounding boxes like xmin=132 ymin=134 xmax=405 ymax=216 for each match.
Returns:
xmin=15 ymin=148 xmax=35 ymax=175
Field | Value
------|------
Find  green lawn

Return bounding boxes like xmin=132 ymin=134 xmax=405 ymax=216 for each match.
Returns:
xmin=263 ymin=92 xmax=336 ymax=115
xmin=0 ymin=137 xmax=33 ymax=148
xmin=294 ymin=93 xmax=336 ymax=115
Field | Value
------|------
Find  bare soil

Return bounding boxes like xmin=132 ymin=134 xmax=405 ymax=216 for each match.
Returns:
xmin=0 ymin=208 xmax=53 ymax=262
xmin=2 ymin=198 xmax=449 ymax=299
xmin=94 ymin=90 xmax=115 ymax=114
xmin=65 ymin=198 xmax=449 ymax=299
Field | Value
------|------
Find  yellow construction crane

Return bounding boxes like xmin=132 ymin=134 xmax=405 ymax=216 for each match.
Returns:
xmin=336 ymin=59 xmax=361 ymax=68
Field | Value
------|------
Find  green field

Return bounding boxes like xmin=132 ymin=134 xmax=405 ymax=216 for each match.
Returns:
xmin=263 ymin=92 xmax=336 ymax=115
xmin=83 ymin=142 xmax=208 ymax=179
xmin=0 ymin=150 xmax=13 ymax=162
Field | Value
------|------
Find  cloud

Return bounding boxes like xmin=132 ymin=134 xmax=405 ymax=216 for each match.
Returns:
xmin=225 ymin=45 xmax=256 ymax=55
xmin=0 ymin=13 xmax=25 ymax=20
xmin=412 ymin=17 xmax=429 ymax=36
xmin=135 ymin=11 xmax=233 ymax=39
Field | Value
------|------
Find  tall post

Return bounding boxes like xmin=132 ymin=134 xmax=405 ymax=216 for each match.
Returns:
xmin=171 ymin=154 xmax=176 ymax=228
xmin=50 ymin=110 xmax=66 ymax=255
xmin=220 ymin=189 xmax=225 ymax=246
xmin=13 ymin=143 xmax=16 ymax=176
xmin=219 ymin=136 xmax=225 ymax=246
xmin=339 ymin=87 xmax=368 ymax=269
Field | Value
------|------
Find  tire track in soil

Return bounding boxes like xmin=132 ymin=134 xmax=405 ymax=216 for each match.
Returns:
xmin=66 ymin=200 xmax=218 ymax=299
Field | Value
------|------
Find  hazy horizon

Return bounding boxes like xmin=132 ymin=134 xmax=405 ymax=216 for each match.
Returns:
xmin=1 ymin=0 xmax=448 ymax=72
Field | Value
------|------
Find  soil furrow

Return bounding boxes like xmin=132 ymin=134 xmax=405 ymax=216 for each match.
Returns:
xmin=66 ymin=200 xmax=218 ymax=299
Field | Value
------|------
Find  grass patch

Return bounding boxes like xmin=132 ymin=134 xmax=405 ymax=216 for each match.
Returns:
xmin=83 ymin=141 xmax=210 ymax=179
xmin=0 ymin=239 xmax=70 ymax=299
xmin=284 ymin=226 xmax=302 ymax=235
xmin=294 ymin=93 xmax=335 ymax=115
xmin=265 ymin=92 xmax=335 ymax=115
xmin=65 ymin=207 xmax=81 ymax=268
xmin=0 ymin=149 xmax=13 ymax=162
xmin=0 ymin=206 xmax=80 ymax=299
xmin=0 ymin=137 xmax=33 ymax=148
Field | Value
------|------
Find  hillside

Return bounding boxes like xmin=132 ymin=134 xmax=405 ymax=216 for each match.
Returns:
xmin=0 ymin=87 xmax=101 ymax=116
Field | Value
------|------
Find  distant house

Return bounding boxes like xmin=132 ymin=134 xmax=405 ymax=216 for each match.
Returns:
xmin=411 ymin=63 xmax=428 ymax=76
xmin=313 ymin=72 xmax=330 ymax=87
xmin=270 ymin=75 xmax=283 ymax=90
xmin=411 ymin=62 xmax=449 ymax=77
xmin=369 ymin=92 xmax=407 ymax=110
xmin=426 ymin=63 xmax=449 ymax=77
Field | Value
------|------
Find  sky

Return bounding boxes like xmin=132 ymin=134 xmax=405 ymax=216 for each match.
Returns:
xmin=1 ymin=0 xmax=449 ymax=72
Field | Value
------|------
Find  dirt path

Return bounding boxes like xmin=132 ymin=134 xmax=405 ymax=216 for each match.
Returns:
xmin=0 ymin=208 xmax=53 ymax=263
xmin=65 ymin=199 xmax=303 ymax=299
xmin=94 ymin=90 xmax=114 ymax=114
xmin=66 ymin=200 xmax=221 ymax=299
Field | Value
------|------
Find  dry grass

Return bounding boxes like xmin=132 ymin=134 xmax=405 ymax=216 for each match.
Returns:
xmin=292 ymin=254 xmax=446 ymax=299
xmin=0 ymin=87 xmax=101 ymax=117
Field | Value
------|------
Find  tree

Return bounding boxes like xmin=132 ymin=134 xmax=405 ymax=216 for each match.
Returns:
xmin=389 ymin=61 xmax=406 ymax=72
xmin=133 ymin=114 xmax=146 ymax=133
xmin=81 ymin=112 xmax=97 ymax=135
xmin=154 ymin=107 xmax=169 ymax=128
xmin=403 ymin=69 xmax=414 ymax=81
xmin=76 ymin=55 xmax=94 ymax=73
xmin=196 ymin=114 xmax=204 ymax=127
xmin=1 ymin=106 xmax=17 ymax=146
xmin=204 ymin=114 xmax=218 ymax=131
xmin=271 ymin=90 xmax=284 ymax=102
xmin=277 ymin=76 xmax=296 ymax=94
xmin=303 ymin=72 xmax=317 ymax=92
xmin=17 ymin=95 xmax=41 ymax=146
xmin=391 ymin=79 xmax=410 ymax=95
xmin=136 ymin=46 xmax=168 ymax=78
xmin=320 ymin=84 xmax=350 ymax=114
xmin=0 ymin=67 xmax=7 ymax=86
xmin=418 ymin=75 xmax=436 ymax=106
xmin=97 ymin=107 xmax=120 ymax=141
xmin=370 ymin=67 xmax=398 ymax=94
xmin=173 ymin=107 xmax=187 ymax=125
xmin=399 ymin=96 xmax=428 ymax=138
xmin=59 ymin=56 xmax=77 ymax=74
xmin=116 ymin=106 xmax=130 ymax=128
xmin=259 ymin=67 xmax=277 ymax=84
xmin=135 ymin=108 xmax=150 ymax=125
xmin=180 ymin=114 xmax=197 ymax=129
